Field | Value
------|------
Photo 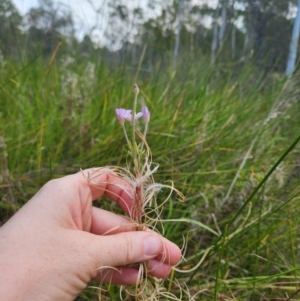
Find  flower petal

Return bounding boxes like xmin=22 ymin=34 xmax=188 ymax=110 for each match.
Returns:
xmin=116 ymin=108 xmax=132 ymax=124
xmin=135 ymin=112 xmax=143 ymax=120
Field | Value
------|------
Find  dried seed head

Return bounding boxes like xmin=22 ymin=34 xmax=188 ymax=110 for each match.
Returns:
xmin=133 ymin=82 xmax=139 ymax=94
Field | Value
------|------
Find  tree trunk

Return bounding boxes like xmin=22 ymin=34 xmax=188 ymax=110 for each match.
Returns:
xmin=173 ymin=0 xmax=184 ymax=70
xmin=244 ymin=0 xmax=260 ymax=58
xmin=219 ymin=0 xmax=228 ymax=49
xmin=211 ymin=5 xmax=220 ymax=62
xmin=286 ymin=0 xmax=300 ymax=76
xmin=231 ymin=0 xmax=236 ymax=58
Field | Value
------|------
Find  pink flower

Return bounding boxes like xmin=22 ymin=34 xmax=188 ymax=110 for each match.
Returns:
xmin=142 ymin=106 xmax=150 ymax=123
xmin=116 ymin=108 xmax=143 ymax=124
xmin=116 ymin=108 xmax=132 ymax=124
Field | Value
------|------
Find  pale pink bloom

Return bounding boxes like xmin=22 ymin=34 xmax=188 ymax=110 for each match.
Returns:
xmin=116 ymin=108 xmax=143 ymax=124
xmin=142 ymin=106 xmax=150 ymax=123
xmin=116 ymin=108 xmax=132 ymax=124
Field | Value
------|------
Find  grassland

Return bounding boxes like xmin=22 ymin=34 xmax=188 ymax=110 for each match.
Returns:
xmin=1 ymin=51 xmax=300 ymax=300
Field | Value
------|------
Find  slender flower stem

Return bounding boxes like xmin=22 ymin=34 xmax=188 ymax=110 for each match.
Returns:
xmin=141 ymin=122 xmax=148 ymax=150
xmin=122 ymin=124 xmax=130 ymax=147
xmin=144 ymin=122 xmax=148 ymax=139
xmin=132 ymin=87 xmax=138 ymax=170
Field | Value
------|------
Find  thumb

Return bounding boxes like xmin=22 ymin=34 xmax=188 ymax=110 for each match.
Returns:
xmin=89 ymin=231 xmax=163 ymax=269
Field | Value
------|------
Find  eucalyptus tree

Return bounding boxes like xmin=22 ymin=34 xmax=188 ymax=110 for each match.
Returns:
xmin=25 ymin=0 xmax=74 ymax=56
xmin=211 ymin=4 xmax=220 ymax=62
xmin=286 ymin=0 xmax=300 ymax=76
xmin=234 ymin=0 xmax=293 ymax=71
xmin=219 ymin=0 xmax=229 ymax=48
xmin=137 ymin=0 xmax=176 ymax=67
xmin=230 ymin=0 xmax=238 ymax=58
xmin=173 ymin=0 xmax=184 ymax=69
xmin=0 ymin=0 xmax=23 ymax=58
xmin=105 ymin=0 xmax=129 ymax=52
xmin=26 ymin=0 xmax=74 ymax=35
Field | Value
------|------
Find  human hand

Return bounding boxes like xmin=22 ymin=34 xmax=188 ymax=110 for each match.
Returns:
xmin=0 ymin=168 xmax=181 ymax=301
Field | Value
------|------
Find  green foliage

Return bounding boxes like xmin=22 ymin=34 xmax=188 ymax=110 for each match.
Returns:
xmin=1 ymin=0 xmax=300 ymax=299
xmin=0 ymin=0 xmax=23 ymax=58
xmin=1 ymin=50 xmax=300 ymax=299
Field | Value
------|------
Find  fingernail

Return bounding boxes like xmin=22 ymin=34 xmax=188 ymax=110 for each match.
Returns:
xmin=144 ymin=235 xmax=162 ymax=256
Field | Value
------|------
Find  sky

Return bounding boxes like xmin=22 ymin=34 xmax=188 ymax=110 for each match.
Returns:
xmin=11 ymin=0 xmax=247 ymax=49
xmin=12 ymin=0 xmax=164 ymax=47
xmin=12 ymin=0 xmax=218 ymax=15
xmin=10 ymin=0 xmax=298 ymax=51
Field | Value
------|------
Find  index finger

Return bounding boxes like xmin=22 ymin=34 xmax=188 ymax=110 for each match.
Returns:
xmin=81 ymin=167 xmax=134 ymax=214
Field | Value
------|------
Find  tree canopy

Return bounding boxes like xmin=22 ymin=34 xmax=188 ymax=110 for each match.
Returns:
xmin=1 ymin=0 xmax=300 ymax=74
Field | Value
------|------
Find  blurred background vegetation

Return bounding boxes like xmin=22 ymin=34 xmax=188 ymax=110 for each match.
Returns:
xmin=1 ymin=0 xmax=299 ymax=73
xmin=2 ymin=0 xmax=300 ymax=300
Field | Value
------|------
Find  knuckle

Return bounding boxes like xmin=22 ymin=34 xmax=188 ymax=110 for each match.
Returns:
xmin=122 ymin=234 xmax=135 ymax=264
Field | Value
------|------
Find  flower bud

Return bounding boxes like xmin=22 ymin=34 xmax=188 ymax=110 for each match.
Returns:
xmin=142 ymin=106 xmax=150 ymax=123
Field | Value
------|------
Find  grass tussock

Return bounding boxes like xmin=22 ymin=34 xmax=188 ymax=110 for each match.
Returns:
xmin=1 ymin=54 xmax=300 ymax=300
